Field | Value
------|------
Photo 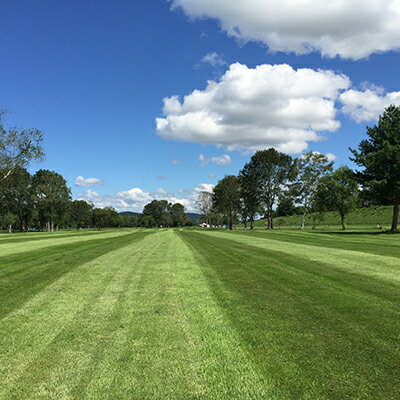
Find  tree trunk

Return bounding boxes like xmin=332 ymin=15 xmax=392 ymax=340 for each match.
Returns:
xmin=7 ymin=224 xmax=12 ymax=234
xmin=243 ymin=218 xmax=247 ymax=230
xmin=391 ymin=200 xmax=399 ymax=232
xmin=250 ymin=218 xmax=254 ymax=230
xmin=301 ymin=212 xmax=307 ymax=230
xmin=228 ymin=212 xmax=233 ymax=230
xmin=267 ymin=215 xmax=273 ymax=230
xmin=340 ymin=213 xmax=346 ymax=230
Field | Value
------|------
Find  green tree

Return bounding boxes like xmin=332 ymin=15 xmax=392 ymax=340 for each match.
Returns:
xmin=276 ymin=195 xmax=296 ymax=217
xmin=70 ymin=200 xmax=93 ymax=229
xmin=292 ymin=152 xmax=334 ymax=229
xmin=143 ymin=200 xmax=172 ymax=227
xmin=0 ymin=167 xmax=33 ymax=232
xmin=247 ymin=148 xmax=295 ymax=229
xmin=0 ymin=110 xmax=44 ymax=181
xmin=32 ymin=170 xmax=71 ymax=231
xmin=171 ymin=203 xmax=186 ymax=227
xmin=212 ymin=175 xmax=241 ymax=230
xmin=314 ymin=166 xmax=359 ymax=230
xmin=350 ymin=105 xmax=400 ymax=232
xmin=92 ymin=207 xmax=120 ymax=229
xmin=238 ymin=162 xmax=260 ymax=229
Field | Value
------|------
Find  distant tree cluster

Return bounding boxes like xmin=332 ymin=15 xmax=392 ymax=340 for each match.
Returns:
xmin=208 ymin=105 xmax=400 ymax=232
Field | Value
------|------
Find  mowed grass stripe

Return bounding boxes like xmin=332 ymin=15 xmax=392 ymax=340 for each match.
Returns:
xmin=233 ymin=228 xmax=400 ymax=258
xmin=0 ymin=230 xmax=150 ymax=319
xmin=0 ymin=230 xmax=132 ymax=258
xmin=179 ymin=230 xmax=400 ymax=400
xmin=0 ymin=230 xmax=108 ymax=245
xmin=201 ymin=229 xmax=400 ymax=286
xmin=0 ymin=230 xmax=156 ymax=399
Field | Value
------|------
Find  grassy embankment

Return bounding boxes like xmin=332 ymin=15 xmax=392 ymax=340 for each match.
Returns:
xmin=0 ymin=228 xmax=399 ymax=399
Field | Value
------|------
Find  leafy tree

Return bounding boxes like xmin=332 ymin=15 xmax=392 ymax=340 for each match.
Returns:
xmin=32 ymin=170 xmax=71 ymax=231
xmin=0 ymin=167 xmax=33 ymax=232
xmin=138 ymin=214 xmax=156 ymax=228
xmin=350 ymin=105 xmax=400 ymax=232
xmin=0 ymin=110 xmax=44 ymax=181
xmin=70 ymin=200 xmax=93 ymax=229
xmin=292 ymin=152 xmax=334 ymax=229
xmin=196 ymin=191 xmax=213 ymax=225
xmin=276 ymin=195 xmax=296 ymax=217
xmin=314 ymin=166 xmax=359 ymax=230
xmin=238 ymin=162 xmax=260 ymax=229
xmin=143 ymin=200 xmax=172 ymax=227
xmin=92 ymin=207 xmax=120 ymax=229
xmin=171 ymin=203 xmax=186 ymax=227
xmin=247 ymin=148 xmax=295 ymax=229
xmin=212 ymin=175 xmax=241 ymax=230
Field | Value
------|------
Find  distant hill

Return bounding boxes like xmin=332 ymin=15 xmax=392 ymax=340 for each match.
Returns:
xmin=119 ymin=211 xmax=141 ymax=218
xmin=186 ymin=213 xmax=202 ymax=222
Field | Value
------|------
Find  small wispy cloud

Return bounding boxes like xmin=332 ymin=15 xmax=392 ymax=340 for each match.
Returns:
xmin=199 ymin=153 xmax=232 ymax=166
xmin=200 ymin=52 xmax=226 ymax=67
xmin=75 ymin=176 xmax=104 ymax=188
xmin=171 ymin=159 xmax=181 ymax=166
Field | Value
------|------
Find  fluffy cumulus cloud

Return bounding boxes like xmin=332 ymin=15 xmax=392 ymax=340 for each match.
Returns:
xmin=199 ymin=153 xmax=232 ymax=166
xmin=340 ymin=86 xmax=400 ymax=122
xmin=171 ymin=0 xmax=400 ymax=59
xmin=78 ymin=183 xmax=215 ymax=213
xmin=75 ymin=176 xmax=104 ymax=188
xmin=156 ymin=63 xmax=350 ymax=154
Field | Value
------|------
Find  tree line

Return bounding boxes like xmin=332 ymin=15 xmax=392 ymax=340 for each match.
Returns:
xmin=200 ymin=105 xmax=400 ymax=232
xmin=0 ymin=110 xmax=192 ymax=232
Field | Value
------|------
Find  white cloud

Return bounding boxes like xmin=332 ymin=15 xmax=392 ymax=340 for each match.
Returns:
xmin=75 ymin=176 xmax=104 ymax=188
xmin=201 ymin=52 xmax=226 ymax=66
xmin=199 ymin=153 xmax=232 ymax=166
xmin=208 ymin=173 xmax=216 ymax=178
xmin=156 ymin=63 xmax=350 ymax=154
xmin=171 ymin=159 xmax=181 ymax=165
xmin=340 ymin=87 xmax=400 ymax=122
xmin=326 ymin=153 xmax=338 ymax=162
xmin=171 ymin=0 xmax=400 ymax=59
xmin=77 ymin=183 xmax=215 ymax=213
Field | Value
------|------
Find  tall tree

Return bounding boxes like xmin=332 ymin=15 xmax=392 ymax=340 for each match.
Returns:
xmin=171 ymin=203 xmax=186 ymax=227
xmin=143 ymin=200 xmax=172 ymax=227
xmin=238 ymin=162 xmax=260 ymax=229
xmin=212 ymin=175 xmax=241 ymax=230
xmin=196 ymin=191 xmax=213 ymax=225
xmin=350 ymin=105 xmax=400 ymax=232
xmin=0 ymin=110 xmax=44 ymax=181
xmin=70 ymin=200 xmax=93 ymax=229
xmin=32 ymin=170 xmax=71 ymax=231
xmin=0 ymin=167 xmax=33 ymax=232
xmin=292 ymin=152 xmax=334 ymax=229
xmin=314 ymin=166 xmax=359 ymax=230
xmin=248 ymin=148 xmax=295 ymax=229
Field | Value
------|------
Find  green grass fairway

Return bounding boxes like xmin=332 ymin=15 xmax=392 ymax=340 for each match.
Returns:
xmin=1 ymin=229 xmax=399 ymax=399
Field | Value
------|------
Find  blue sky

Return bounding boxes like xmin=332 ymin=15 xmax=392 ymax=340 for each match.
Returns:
xmin=2 ymin=0 xmax=400 ymax=211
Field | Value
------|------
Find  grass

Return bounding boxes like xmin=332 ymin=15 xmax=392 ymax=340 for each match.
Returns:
xmin=0 ymin=228 xmax=399 ymax=399
xmin=254 ymin=205 xmax=395 ymax=230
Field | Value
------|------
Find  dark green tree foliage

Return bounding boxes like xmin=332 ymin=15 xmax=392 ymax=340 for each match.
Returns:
xmin=0 ymin=110 xmax=44 ymax=181
xmin=212 ymin=175 xmax=241 ymax=230
xmin=276 ymin=196 xmax=296 ymax=217
xmin=292 ymin=152 xmax=334 ymax=229
xmin=0 ymin=167 xmax=33 ymax=232
xmin=143 ymin=200 xmax=172 ymax=227
xmin=32 ymin=170 xmax=71 ymax=231
xmin=171 ymin=203 xmax=186 ymax=227
xmin=238 ymin=162 xmax=260 ymax=229
xmin=350 ymin=105 xmax=400 ymax=232
xmin=314 ymin=166 xmax=359 ymax=230
xmin=70 ymin=200 xmax=94 ymax=229
xmin=248 ymin=148 xmax=295 ymax=229
xmin=92 ymin=207 xmax=120 ymax=229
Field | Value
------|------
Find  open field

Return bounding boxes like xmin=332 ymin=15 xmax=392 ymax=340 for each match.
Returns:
xmin=0 ymin=228 xmax=399 ymax=399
